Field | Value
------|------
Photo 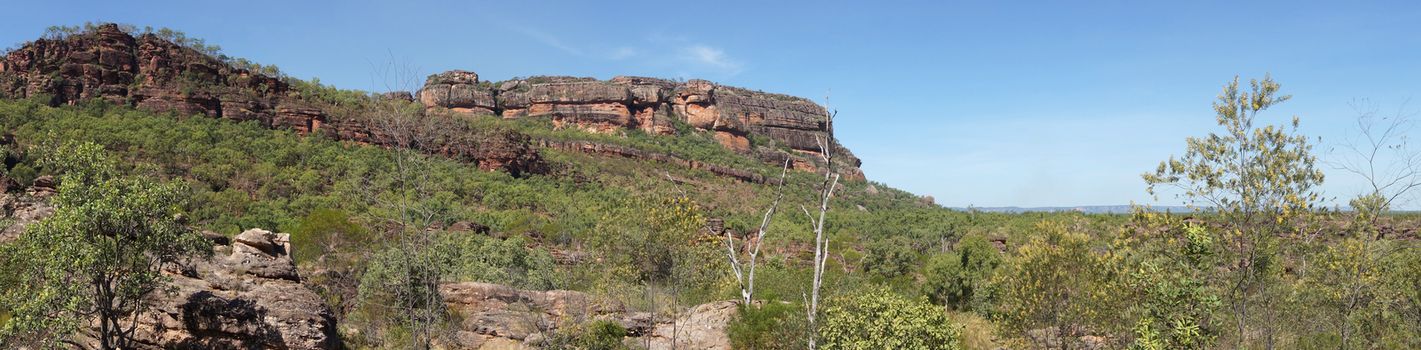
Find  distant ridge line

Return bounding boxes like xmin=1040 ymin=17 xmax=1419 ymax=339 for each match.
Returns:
xmin=947 ymin=205 xmax=1196 ymax=214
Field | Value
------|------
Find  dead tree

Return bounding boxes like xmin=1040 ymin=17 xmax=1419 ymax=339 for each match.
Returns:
xmin=1332 ymin=98 xmax=1421 ymax=225
xmin=801 ymin=109 xmax=840 ymax=350
xmin=722 ymin=158 xmax=791 ymax=305
xmin=1326 ymin=99 xmax=1421 ymax=349
xmin=363 ymin=55 xmax=451 ymax=350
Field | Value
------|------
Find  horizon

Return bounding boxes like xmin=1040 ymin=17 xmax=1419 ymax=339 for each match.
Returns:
xmin=4 ymin=1 xmax=1419 ymax=208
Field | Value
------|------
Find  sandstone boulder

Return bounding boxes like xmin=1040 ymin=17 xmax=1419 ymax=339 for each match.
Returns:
xmin=436 ymin=282 xmax=736 ymax=350
xmin=125 ymin=228 xmax=340 ymax=349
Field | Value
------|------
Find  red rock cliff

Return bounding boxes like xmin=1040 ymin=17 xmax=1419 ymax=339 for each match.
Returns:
xmin=417 ymin=71 xmax=864 ymax=177
xmin=0 ymin=24 xmax=543 ymax=176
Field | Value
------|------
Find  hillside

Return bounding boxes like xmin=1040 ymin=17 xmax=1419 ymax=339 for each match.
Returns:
xmin=1 ymin=23 xmax=1419 ymax=350
xmin=0 ymin=23 xmax=959 ymax=349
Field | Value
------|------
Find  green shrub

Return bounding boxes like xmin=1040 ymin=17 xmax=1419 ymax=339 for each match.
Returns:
xmin=993 ymin=221 xmax=1124 ymax=346
xmin=923 ymin=234 xmax=1001 ymax=312
xmin=287 ymin=208 xmax=367 ymax=264
xmin=819 ymin=287 xmax=962 ymax=350
xmin=556 ymin=319 xmax=627 ymax=350
xmin=438 ymin=234 xmax=560 ymax=290
xmin=861 ymin=236 xmax=919 ymax=280
xmin=728 ymin=302 xmax=808 ymax=350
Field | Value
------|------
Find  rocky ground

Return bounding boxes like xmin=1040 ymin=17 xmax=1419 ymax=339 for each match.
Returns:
xmin=1 ymin=186 xmax=735 ymax=350
xmin=437 ymin=282 xmax=734 ymax=349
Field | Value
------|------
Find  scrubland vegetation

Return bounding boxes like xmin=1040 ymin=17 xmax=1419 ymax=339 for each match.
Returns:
xmin=0 ymin=61 xmax=1417 ymax=350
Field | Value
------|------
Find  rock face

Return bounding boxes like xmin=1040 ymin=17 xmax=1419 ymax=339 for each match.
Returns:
xmin=436 ymin=282 xmax=733 ymax=349
xmin=0 ymin=191 xmax=341 ymax=350
xmin=127 ymin=228 xmax=341 ymax=349
xmin=0 ymin=24 xmax=543 ymax=176
xmin=0 ymin=188 xmax=55 ymax=242
xmin=0 ymin=23 xmax=863 ymax=181
xmin=417 ymin=72 xmax=865 ymax=178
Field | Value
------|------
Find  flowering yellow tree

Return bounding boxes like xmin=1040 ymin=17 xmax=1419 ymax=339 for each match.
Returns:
xmin=1143 ymin=75 xmax=1323 ymax=347
xmin=994 ymin=221 xmax=1123 ymax=349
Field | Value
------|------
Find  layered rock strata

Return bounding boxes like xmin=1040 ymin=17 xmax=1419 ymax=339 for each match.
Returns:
xmin=0 ymin=24 xmax=542 ymax=175
xmin=0 ymin=23 xmax=863 ymax=181
xmin=417 ymin=72 xmax=865 ymax=178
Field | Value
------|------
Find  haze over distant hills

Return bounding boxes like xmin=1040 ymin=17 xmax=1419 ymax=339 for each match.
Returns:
xmin=951 ymin=205 xmax=1195 ymax=214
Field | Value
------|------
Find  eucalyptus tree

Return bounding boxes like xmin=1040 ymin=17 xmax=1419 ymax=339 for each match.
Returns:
xmin=0 ymin=142 xmax=208 ymax=349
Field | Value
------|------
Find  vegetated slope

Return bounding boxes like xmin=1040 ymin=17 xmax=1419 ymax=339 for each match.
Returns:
xmin=0 ymin=22 xmax=988 ymax=348
xmin=15 ymin=23 xmax=1417 ymax=350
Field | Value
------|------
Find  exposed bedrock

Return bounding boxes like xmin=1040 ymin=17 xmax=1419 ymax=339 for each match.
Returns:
xmin=417 ymin=70 xmax=864 ymax=177
xmin=0 ymin=24 xmax=543 ymax=176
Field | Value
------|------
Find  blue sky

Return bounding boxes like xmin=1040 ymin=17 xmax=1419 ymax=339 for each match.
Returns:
xmin=5 ymin=1 xmax=1420 ymax=208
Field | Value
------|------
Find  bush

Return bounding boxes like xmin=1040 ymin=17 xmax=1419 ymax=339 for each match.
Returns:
xmin=287 ymin=208 xmax=368 ymax=264
xmin=923 ymin=234 xmax=1001 ymax=312
xmin=728 ymin=302 xmax=808 ymax=350
xmin=438 ymin=234 xmax=560 ymax=290
xmin=993 ymin=221 xmax=1124 ymax=346
xmin=819 ymin=287 xmax=962 ymax=350
xmin=553 ymin=319 xmax=627 ymax=350
xmin=861 ymin=236 xmax=919 ymax=280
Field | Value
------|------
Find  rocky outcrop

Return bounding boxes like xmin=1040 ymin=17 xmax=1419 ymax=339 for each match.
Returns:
xmin=643 ymin=300 xmax=736 ymax=350
xmin=0 ymin=23 xmax=862 ymax=182
xmin=0 ymin=185 xmax=55 ymax=242
xmin=417 ymin=70 xmax=865 ymax=177
xmin=436 ymin=282 xmax=733 ymax=349
xmin=124 ymin=228 xmax=341 ymax=349
xmin=0 ymin=181 xmax=334 ymax=347
xmin=0 ymin=189 xmax=341 ymax=350
xmin=0 ymin=24 xmax=543 ymax=176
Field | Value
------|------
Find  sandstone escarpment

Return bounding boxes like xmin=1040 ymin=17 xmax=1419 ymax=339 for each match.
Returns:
xmin=0 ymin=23 xmax=862 ymax=182
xmin=0 ymin=24 xmax=543 ymax=176
xmin=417 ymin=70 xmax=865 ymax=179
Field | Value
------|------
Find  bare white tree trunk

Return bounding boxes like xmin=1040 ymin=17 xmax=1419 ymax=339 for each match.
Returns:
xmin=723 ymin=158 xmax=790 ymax=305
xmin=802 ymin=110 xmax=839 ymax=350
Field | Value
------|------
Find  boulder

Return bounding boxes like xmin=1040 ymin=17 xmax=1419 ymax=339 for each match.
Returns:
xmin=123 ymin=228 xmax=339 ymax=349
xmin=645 ymin=301 xmax=737 ymax=350
xmin=437 ymin=282 xmax=735 ymax=350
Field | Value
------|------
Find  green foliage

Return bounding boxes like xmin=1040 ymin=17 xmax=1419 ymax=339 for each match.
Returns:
xmin=1143 ymin=75 xmax=1324 ymax=347
xmin=438 ymin=234 xmax=560 ymax=290
xmin=993 ymin=221 xmax=1124 ymax=345
xmin=1120 ymin=220 xmax=1221 ymax=350
xmin=286 ymin=208 xmax=368 ymax=264
xmin=923 ymin=234 xmax=1001 ymax=312
xmin=554 ymin=319 xmax=628 ymax=350
xmin=728 ymin=302 xmax=809 ymax=350
xmin=861 ymin=235 xmax=919 ymax=280
xmin=351 ymin=241 xmax=447 ymax=347
xmin=583 ymin=194 xmax=721 ymax=305
xmin=1299 ymin=236 xmax=1420 ymax=349
xmin=0 ymin=142 xmax=208 ymax=349
xmin=819 ymin=286 xmax=962 ymax=350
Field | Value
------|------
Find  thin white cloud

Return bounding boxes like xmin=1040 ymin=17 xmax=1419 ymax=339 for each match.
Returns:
xmin=511 ymin=25 xmax=585 ymax=56
xmin=492 ymin=23 xmax=746 ymax=77
xmin=681 ymin=44 xmax=743 ymax=75
xmin=607 ymin=46 xmax=638 ymax=60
